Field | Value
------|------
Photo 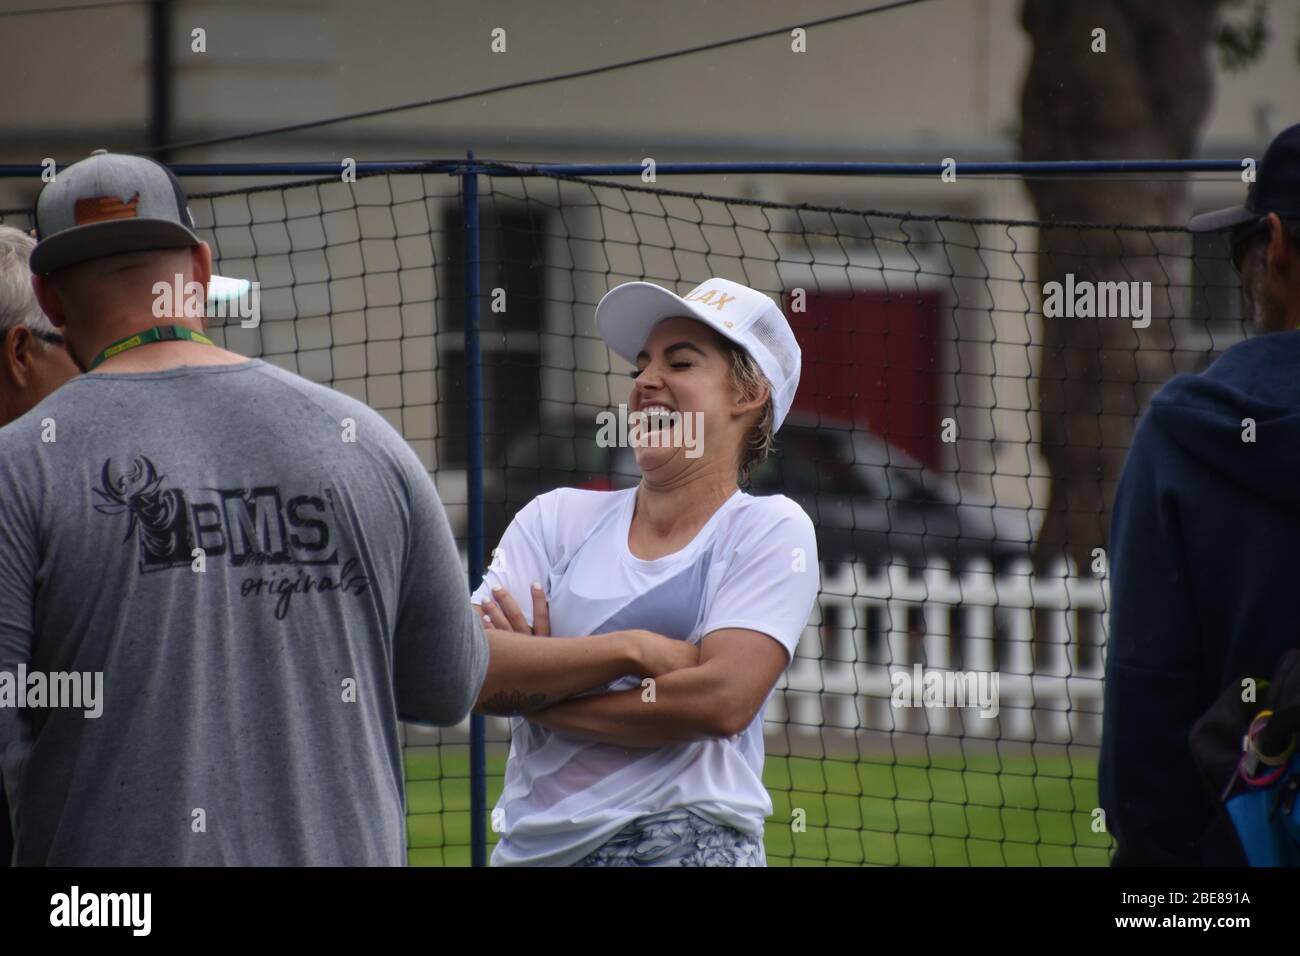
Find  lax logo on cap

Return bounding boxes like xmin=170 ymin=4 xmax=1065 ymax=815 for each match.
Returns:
xmin=682 ymin=286 xmax=741 ymax=323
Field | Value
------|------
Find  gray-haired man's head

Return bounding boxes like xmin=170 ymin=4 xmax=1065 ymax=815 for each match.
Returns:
xmin=0 ymin=225 xmax=79 ymax=425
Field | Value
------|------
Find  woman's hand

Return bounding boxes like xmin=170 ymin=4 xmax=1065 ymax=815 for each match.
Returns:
xmin=480 ymin=583 xmax=551 ymax=636
xmin=478 ymin=588 xmax=699 ymax=678
xmin=627 ymin=630 xmax=701 ymax=676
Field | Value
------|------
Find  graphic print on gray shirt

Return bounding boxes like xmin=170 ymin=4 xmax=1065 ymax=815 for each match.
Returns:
xmin=91 ymin=452 xmax=370 ymax=621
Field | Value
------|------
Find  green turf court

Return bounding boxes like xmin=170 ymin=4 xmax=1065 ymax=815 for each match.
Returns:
xmin=404 ymin=749 xmax=1114 ymax=867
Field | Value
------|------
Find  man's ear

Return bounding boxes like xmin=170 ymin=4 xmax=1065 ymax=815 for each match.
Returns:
xmin=1 ymin=325 xmax=34 ymax=387
xmin=31 ymin=273 xmax=66 ymax=329
xmin=192 ymin=241 xmax=213 ymax=291
xmin=0 ymin=325 xmax=18 ymax=383
xmin=1263 ymin=213 xmax=1293 ymax=276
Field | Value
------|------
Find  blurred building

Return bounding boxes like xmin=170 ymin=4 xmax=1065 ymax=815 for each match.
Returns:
xmin=0 ymin=0 xmax=1296 ymax=538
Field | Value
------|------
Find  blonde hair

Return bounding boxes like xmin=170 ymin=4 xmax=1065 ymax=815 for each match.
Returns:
xmin=725 ymin=342 xmax=776 ymax=486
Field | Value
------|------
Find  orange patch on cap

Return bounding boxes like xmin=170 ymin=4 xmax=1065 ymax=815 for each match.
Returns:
xmin=73 ymin=192 xmax=141 ymax=225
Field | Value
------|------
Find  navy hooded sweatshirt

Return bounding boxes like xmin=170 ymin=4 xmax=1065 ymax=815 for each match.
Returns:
xmin=1100 ymin=330 xmax=1300 ymax=866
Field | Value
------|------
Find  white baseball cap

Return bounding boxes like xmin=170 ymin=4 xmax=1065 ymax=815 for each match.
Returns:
xmin=595 ymin=276 xmax=803 ymax=432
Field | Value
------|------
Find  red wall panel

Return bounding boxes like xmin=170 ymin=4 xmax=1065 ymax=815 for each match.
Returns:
xmin=783 ymin=289 xmax=944 ymax=470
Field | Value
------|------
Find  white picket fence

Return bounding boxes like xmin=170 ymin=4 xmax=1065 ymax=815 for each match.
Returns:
xmin=767 ymin=557 xmax=1110 ymax=749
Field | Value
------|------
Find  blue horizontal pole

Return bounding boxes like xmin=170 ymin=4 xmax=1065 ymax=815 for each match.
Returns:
xmin=0 ymin=160 xmax=445 ymax=178
xmin=0 ymin=158 xmax=1250 ymax=179
xmin=0 ymin=161 xmax=466 ymax=178
xmin=493 ymin=159 xmax=1249 ymax=177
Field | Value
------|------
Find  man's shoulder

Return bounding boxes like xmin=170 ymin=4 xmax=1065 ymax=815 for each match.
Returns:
xmin=1158 ymin=332 xmax=1300 ymax=406
xmin=250 ymin=360 xmax=383 ymax=416
xmin=248 ymin=361 xmax=413 ymax=448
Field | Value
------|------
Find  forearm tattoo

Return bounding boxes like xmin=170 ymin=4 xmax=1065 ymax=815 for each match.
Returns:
xmin=480 ymin=689 xmax=549 ymax=716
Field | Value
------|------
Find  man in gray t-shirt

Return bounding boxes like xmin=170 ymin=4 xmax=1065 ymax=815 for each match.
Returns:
xmin=0 ymin=359 xmax=489 ymax=865
xmin=0 ymin=151 xmax=489 ymax=865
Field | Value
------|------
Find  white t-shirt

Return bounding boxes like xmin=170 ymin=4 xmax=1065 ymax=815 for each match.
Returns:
xmin=471 ymin=484 xmax=820 ymax=867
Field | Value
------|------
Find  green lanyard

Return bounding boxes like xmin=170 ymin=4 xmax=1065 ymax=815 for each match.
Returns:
xmin=87 ymin=325 xmax=216 ymax=371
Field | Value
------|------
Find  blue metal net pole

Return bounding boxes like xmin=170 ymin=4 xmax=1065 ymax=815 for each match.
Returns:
xmin=460 ymin=152 xmax=488 ymax=867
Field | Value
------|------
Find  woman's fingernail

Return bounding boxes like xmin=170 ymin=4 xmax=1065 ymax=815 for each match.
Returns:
xmin=482 ymin=600 xmax=493 ymax=609
xmin=531 ymin=582 xmax=542 ymax=591
xmin=482 ymin=615 xmax=492 ymax=627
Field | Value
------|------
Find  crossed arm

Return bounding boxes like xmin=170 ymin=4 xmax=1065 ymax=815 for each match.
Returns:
xmin=471 ymin=582 xmax=697 ymax=716
xmin=529 ymin=627 xmax=790 ymax=748
xmin=471 ymin=583 xmax=789 ymax=747
xmin=472 ymin=623 xmax=648 ymax=716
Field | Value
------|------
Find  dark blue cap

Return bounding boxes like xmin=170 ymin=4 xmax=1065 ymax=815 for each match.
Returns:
xmin=1189 ymin=122 xmax=1300 ymax=232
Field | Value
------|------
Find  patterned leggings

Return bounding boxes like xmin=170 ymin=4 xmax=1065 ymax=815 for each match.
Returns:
xmin=573 ymin=808 xmax=766 ymax=867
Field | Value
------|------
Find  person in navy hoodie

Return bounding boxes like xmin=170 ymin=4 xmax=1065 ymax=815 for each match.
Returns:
xmin=1100 ymin=123 xmax=1300 ymax=865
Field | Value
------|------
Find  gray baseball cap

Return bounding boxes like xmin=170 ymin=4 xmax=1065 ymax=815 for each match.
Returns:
xmin=31 ymin=150 xmax=223 ymax=279
xmin=31 ymin=150 xmax=251 ymax=308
